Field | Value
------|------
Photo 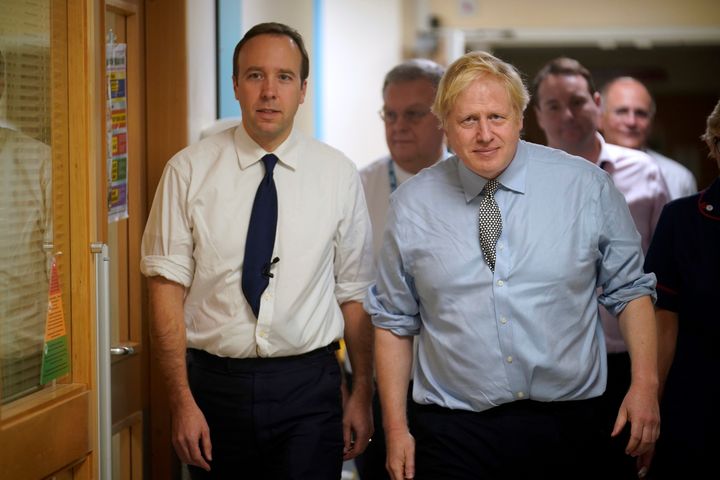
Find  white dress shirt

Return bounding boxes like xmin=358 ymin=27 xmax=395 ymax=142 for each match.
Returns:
xmin=647 ymin=149 xmax=697 ymax=200
xmin=360 ymin=156 xmax=413 ymax=257
xmin=0 ymin=128 xmax=52 ymax=360
xmin=141 ymin=125 xmax=374 ymax=358
xmin=360 ymin=153 xmax=449 ymax=257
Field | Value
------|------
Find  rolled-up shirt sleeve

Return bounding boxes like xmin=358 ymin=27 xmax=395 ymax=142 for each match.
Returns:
xmin=334 ymin=164 xmax=375 ymax=304
xmin=365 ymin=198 xmax=421 ymax=337
xmin=596 ymin=177 xmax=657 ymax=316
xmin=140 ymin=161 xmax=195 ymax=287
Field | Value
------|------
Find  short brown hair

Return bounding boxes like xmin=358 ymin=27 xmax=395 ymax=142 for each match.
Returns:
xmin=232 ymin=22 xmax=309 ymax=82
xmin=532 ymin=57 xmax=596 ymax=106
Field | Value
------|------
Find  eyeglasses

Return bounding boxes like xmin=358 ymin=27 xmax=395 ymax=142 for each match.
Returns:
xmin=378 ymin=108 xmax=432 ymax=125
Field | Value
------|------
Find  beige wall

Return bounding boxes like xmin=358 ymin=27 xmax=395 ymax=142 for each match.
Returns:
xmin=426 ymin=0 xmax=720 ymax=29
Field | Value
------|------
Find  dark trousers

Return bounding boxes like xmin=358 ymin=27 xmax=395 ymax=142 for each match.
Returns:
xmin=412 ymin=398 xmax=611 ymax=480
xmin=602 ymin=352 xmax=638 ymax=479
xmin=186 ymin=345 xmax=343 ymax=480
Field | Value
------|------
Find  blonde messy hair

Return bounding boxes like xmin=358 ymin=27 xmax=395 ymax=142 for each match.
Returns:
xmin=432 ymin=51 xmax=529 ymax=128
xmin=701 ymin=99 xmax=720 ymax=162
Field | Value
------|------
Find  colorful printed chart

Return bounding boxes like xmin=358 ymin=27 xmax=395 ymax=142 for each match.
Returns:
xmin=106 ymin=41 xmax=129 ymax=222
xmin=40 ymin=259 xmax=70 ymax=384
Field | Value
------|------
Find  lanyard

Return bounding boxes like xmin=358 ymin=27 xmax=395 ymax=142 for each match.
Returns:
xmin=388 ymin=159 xmax=398 ymax=193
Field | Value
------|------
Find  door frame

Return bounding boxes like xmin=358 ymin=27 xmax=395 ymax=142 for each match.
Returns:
xmin=0 ymin=0 xmax=105 ymax=478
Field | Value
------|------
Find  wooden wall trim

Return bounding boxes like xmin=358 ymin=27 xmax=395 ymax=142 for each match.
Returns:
xmin=146 ymin=0 xmax=189 ymax=203
xmin=67 ymin=0 xmax=106 ymax=478
xmin=0 ymin=385 xmax=90 ymax=479
xmin=145 ymin=1 xmax=189 ymax=478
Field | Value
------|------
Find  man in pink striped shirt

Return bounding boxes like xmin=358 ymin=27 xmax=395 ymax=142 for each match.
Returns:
xmin=533 ymin=57 xmax=669 ymax=480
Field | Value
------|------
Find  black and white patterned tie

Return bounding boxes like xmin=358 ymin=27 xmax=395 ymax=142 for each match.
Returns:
xmin=478 ymin=179 xmax=502 ymax=272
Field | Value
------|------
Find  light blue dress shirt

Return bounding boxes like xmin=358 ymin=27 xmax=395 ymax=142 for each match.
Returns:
xmin=365 ymin=140 xmax=656 ymax=412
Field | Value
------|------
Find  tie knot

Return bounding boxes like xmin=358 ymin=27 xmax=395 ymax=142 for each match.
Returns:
xmin=483 ymin=179 xmax=500 ymax=197
xmin=262 ymin=154 xmax=278 ymax=176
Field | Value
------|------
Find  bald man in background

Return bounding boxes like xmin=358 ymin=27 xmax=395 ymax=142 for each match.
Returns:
xmin=601 ymin=77 xmax=697 ymax=199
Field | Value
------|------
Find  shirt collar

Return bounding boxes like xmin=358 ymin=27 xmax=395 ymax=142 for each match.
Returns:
xmin=596 ymin=132 xmax=615 ymax=171
xmin=392 ymin=150 xmax=449 ymax=185
xmin=457 ymin=140 xmax=528 ymax=203
xmin=391 ymin=159 xmax=414 ymax=185
xmin=233 ymin=124 xmax=300 ymax=171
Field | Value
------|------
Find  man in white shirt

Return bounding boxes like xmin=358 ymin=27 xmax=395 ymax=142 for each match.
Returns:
xmin=361 ymin=59 xmax=447 ymax=255
xmin=141 ymin=23 xmax=375 ymax=480
xmin=0 ymin=48 xmax=53 ymax=401
xmin=601 ymin=76 xmax=697 ymax=199
xmin=355 ymin=59 xmax=445 ymax=480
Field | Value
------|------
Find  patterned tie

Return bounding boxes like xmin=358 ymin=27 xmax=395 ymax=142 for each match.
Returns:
xmin=242 ymin=154 xmax=278 ymax=318
xmin=478 ymin=178 xmax=502 ymax=272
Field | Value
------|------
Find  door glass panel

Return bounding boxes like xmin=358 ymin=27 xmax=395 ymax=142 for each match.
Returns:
xmin=106 ymin=10 xmax=129 ymax=349
xmin=0 ymin=0 xmax=53 ymax=403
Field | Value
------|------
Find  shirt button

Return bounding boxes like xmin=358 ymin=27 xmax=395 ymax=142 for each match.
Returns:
xmin=497 ymin=243 xmax=504 ymax=250
xmin=500 ymin=316 xmax=507 ymax=324
xmin=706 ymin=204 xmax=715 ymax=212
xmin=517 ymin=391 xmax=525 ymax=399
xmin=506 ymin=356 xmax=513 ymax=363
xmin=259 ymin=331 xmax=268 ymax=338
xmin=497 ymin=280 xmax=504 ymax=287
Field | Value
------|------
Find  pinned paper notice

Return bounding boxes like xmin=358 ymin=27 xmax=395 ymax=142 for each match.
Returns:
xmin=40 ymin=259 xmax=70 ymax=384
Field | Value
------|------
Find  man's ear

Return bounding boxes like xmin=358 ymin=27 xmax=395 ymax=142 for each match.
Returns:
xmin=299 ymin=79 xmax=308 ymax=104
xmin=232 ymin=76 xmax=240 ymax=101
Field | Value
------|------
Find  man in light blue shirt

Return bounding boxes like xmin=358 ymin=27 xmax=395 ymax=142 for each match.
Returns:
xmin=365 ymin=51 xmax=661 ymax=480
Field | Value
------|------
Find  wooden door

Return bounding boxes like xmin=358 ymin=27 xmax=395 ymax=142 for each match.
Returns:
xmin=0 ymin=0 xmax=105 ymax=478
xmin=104 ymin=1 xmax=148 ymax=479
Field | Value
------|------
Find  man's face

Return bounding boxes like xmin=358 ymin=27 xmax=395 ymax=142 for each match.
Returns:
xmin=382 ymin=79 xmax=444 ymax=173
xmin=233 ymin=34 xmax=307 ymax=151
xmin=534 ymin=74 xmax=601 ymax=154
xmin=600 ymin=80 xmax=653 ymax=150
xmin=444 ymin=75 xmax=522 ymax=179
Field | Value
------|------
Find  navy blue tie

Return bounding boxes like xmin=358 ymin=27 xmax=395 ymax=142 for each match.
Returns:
xmin=242 ymin=154 xmax=278 ymax=318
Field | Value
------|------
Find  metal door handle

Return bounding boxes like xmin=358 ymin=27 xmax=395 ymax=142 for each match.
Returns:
xmin=110 ymin=345 xmax=135 ymax=356
xmin=92 ymin=242 xmax=111 ymax=480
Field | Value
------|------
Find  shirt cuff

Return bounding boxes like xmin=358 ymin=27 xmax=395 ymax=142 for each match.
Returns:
xmin=364 ymin=285 xmax=420 ymax=337
xmin=598 ymin=272 xmax=657 ymax=317
xmin=335 ymin=280 xmax=373 ymax=305
xmin=140 ymin=255 xmax=194 ymax=287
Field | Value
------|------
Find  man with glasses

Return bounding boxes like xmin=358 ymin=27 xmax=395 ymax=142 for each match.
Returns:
xmin=351 ymin=58 xmax=445 ymax=480
xmin=362 ymin=59 xmax=447 ymax=255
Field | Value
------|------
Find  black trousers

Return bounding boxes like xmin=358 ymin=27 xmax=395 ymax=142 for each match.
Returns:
xmin=186 ymin=345 xmax=343 ymax=480
xmin=412 ymin=397 xmax=611 ymax=480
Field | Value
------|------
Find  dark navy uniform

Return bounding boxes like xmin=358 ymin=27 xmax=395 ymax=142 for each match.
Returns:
xmin=644 ymin=177 xmax=720 ymax=479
